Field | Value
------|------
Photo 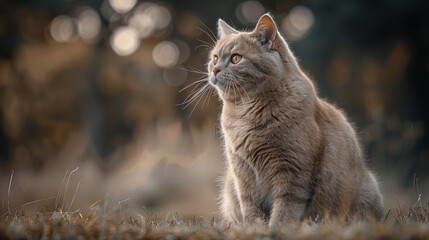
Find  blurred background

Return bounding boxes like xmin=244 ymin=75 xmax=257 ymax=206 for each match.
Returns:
xmin=0 ymin=0 xmax=428 ymax=217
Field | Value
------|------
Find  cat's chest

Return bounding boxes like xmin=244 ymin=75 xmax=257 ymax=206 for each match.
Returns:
xmin=221 ymin=115 xmax=271 ymax=154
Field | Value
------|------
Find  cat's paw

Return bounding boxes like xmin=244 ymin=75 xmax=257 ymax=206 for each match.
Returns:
xmin=243 ymin=209 xmax=268 ymax=225
xmin=268 ymin=218 xmax=300 ymax=231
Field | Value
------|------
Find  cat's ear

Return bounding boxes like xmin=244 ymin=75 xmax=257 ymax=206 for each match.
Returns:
xmin=218 ymin=19 xmax=238 ymax=38
xmin=253 ymin=13 xmax=278 ymax=49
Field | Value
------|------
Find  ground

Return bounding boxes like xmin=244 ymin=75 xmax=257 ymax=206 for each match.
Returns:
xmin=1 ymin=203 xmax=428 ymax=240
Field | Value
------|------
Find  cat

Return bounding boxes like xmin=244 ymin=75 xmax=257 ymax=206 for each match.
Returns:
xmin=207 ymin=13 xmax=384 ymax=227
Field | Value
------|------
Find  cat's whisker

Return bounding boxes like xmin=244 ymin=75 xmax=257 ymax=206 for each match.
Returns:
xmin=181 ymin=84 xmax=204 ymax=103
xmin=234 ymin=81 xmax=243 ymax=107
xmin=179 ymin=78 xmax=208 ymax=93
xmin=194 ymin=44 xmax=213 ymax=51
xmin=231 ymin=81 xmax=237 ymax=102
xmin=235 ymin=80 xmax=251 ymax=103
xmin=230 ymin=80 xmax=241 ymax=107
xmin=199 ymin=20 xmax=218 ymax=42
xmin=225 ymin=82 xmax=231 ymax=103
xmin=179 ymin=85 xmax=205 ymax=106
xmin=232 ymin=80 xmax=245 ymax=104
xmin=235 ymin=77 xmax=250 ymax=101
xmin=196 ymin=39 xmax=214 ymax=49
xmin=186 ymin=83 xmax=208 ymax=103
xmin=206 ymin=88 xmax=215 ymax=107
xmin=196 ymin=29 xmax=216 ymax=46
xmin=231 ymin=80 xmax=240 ymax=110
xmin=178 ymin=66 xmax=207 ymax=76
xmin=181 ymin=83 xmax=210 ymax=109
xmin=187 ymin=84 xmax=211 ymax=119
xmin=205 ymin=87 xmax=216 ymax=108
xmin=182 ymin=87 xmax=208 ymax=108
xmin=227 ymin=83 xmax=235 ymax=108
xmin=181 ymin=76 xmax=208 ymax=95
xmin=201 ymin=84 xmax=212 ymax=109
xmin=196 ymin=21 xmax=217 ymax=44
xmin=189 ymin=66 xmax=208 ymax=75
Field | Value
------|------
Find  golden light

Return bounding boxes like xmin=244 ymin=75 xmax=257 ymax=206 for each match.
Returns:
xmin=127 ymin=3 xmax=171 ymax=39
xmin=49 ymin=15 xmax=77 ymax=43
xmin=108 ymin=0 xmax=137 ymax=14
xmin=236 ymin=1 xmax=265 ymax=24
xmin=174 ymin=40 xmax=190 ymax=64
xmin=281 ymin=6 xmax=314 ymax=41
xmin=110 ymin=26 xmax=140 ymax=56
xmin=76 ymin=8 xmax=101 ymax=43
xmin=152 ymin=41 xmax=180 ymax=68
xmin=144 ymin=3 xmax=171 ymax=30
xmin=127 ymin=4 xmax=155 ymax=39
xmin=101 ymin=0 xmax=120 ymax=22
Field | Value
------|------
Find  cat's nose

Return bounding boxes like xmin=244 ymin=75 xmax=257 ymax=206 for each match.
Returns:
xmin=213 ymin=67 xmax=221 ymax=76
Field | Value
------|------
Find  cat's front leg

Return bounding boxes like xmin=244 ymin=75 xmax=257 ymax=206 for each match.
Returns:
xmin=268 ymin=193 xmax=307 ymax=229
xmin=238 ymin=194 xmax=267 ymax=224
xmin=228 ymin=151 xmax=267 ymax=224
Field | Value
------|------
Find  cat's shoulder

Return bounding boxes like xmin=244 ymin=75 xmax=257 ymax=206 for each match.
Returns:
xmin=315 ymin=99 xmax=354 ymax=126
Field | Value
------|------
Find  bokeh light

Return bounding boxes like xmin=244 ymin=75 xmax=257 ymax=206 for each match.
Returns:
xmin=128 ymin=3 xmax=171 ymax=39
xmin=236 ymin=1 xmax=265 ymax=24
xmin=174 ymin=40 xmax=190 ymax=64
xmin=145 ymin=3 xmax=171 ymax=30
xmin=110 ymin=26 xmax=140 ymax=56
xmin=152 ymin=41 xmax=180 ymax=68
xmin=281 ymin=6 xmax=314 ymax=41
xmin=76 ymin=8 xmax=101 ymax=43
xmin=108 ymin=0 xmax=137 ymax=14
xmin=128 ymin=4 xmax=155 ymax=39
xmin=49 ymin=15 xmax=77 ymax=43
xmin=101 ymin=0 xmax=121 ymax=22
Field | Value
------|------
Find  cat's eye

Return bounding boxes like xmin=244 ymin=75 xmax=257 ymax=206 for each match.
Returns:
xmin=213 ymin=55 xmax=219 ymax=65
xmin=230 ymin=54 xmax=242 ymax=64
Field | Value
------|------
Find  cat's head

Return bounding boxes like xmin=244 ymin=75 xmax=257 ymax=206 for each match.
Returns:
xmin=208 ymin=13 xmax=297 ymax=102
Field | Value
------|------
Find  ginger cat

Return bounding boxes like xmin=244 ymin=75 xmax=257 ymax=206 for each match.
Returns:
xmin=207 ymin=14 xmax=383 ymax=227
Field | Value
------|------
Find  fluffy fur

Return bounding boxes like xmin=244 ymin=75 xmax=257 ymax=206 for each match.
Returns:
xmin=207 ymin=14 xmax=383 ymax=227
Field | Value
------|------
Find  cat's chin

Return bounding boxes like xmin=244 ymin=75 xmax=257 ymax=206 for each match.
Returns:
xmin=209 ymin=76 xmax=226 ymax=89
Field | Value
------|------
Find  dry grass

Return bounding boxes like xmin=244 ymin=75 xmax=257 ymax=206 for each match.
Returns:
xmin=1 ymin=201 xmax=428 ymax=240
xmin=1 ymin=159 xmax=429 ymax=239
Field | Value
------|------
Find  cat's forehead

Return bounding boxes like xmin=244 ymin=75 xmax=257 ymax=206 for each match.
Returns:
xmin=213 ymin=33 xmax=257 ymax=54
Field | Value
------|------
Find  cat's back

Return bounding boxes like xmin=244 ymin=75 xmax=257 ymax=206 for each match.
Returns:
xmin=315 ymin=99 xmax=363 ymax=159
